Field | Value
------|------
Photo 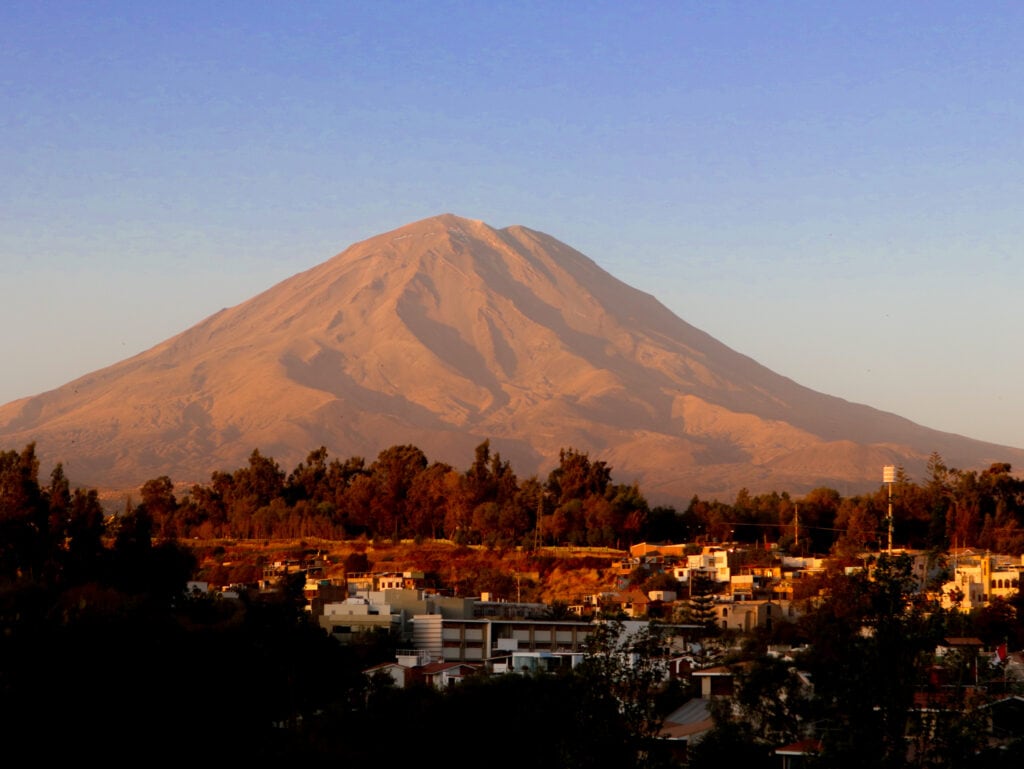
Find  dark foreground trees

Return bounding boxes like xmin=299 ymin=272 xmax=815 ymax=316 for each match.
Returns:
xmin=7 ymin=439 xmax=1024 ymax=764
xmin=297 ymin=620 xmax=678 ymax=769
xmin=0 ymin=443 xmax=668 ymax=766
xmin=0 ymin=444 xmax=350 ymax=761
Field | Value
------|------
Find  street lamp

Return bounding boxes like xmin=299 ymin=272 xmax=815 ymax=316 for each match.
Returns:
xmin=883 ymin=465 xmax=896 ymax=553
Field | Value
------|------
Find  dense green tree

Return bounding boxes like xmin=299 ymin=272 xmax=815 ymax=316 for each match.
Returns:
xmin=547 ymin=447 xmax=611 ymax=505
xmin=471 ymin=501 xmax=502 ymax=546
xmin=971 ymin=596 xmax=1017 ymax=647
xmin=549 ymin=498 xmax=586 ymax=545
xmin=577 ymin=619 xmax=670 ymax=749
xmin=686 ymin=495 xmax=734 ymax=543
xmin=465 ymin=439 xmax=497 ymax=506
xmin=732 ymin=655 xmax=813 ymax=748
xmin=437 ymin=468 xmax=471 ymax=541
xmin=831 ymin=495 xmax=880 ymax=560
xmin=0 ymin=443 xmax=47 ymax=581
xmin=797 ymin=553 xmax=946 ymax=768
xmin=140 ymin=474 xmax=178 ymax=537
xmin=683 ymin=571 xmax=719 ymax=633
xmin=340 ymin=472 xmax=375 ymax=536
xmin=284 ymin=446 xmax=331 ymax=505
xmin=45 ymin=462 xmax=71 ymax=539
xmin=610 ymin=482 xmax=650 ymax=547
xmin=798 ymin=487 xmax=842 ymax=553
xmin=235 ymin=448 xmax=286 ymax=510
xmin=369 ymin=444 xmax=428 ymax=540
xmin=62 ymin=487 xmax=108 ymax=585
xmin=405 ymin=461 xmax=454 ymax=540
xmin=923 ymin=452 xmax=954 ymax=549
xmin=181 ymin=469 xmax=232 ymax=537
xmin=324 ymin=454 xmax=367 ymax=510
xmin=686 ymin=711 xmax=773 ymax=768
xmin=644 ymin=505 xmax=686 ymax=542
xmin=947 ymin=468 xmax=986 ymax=549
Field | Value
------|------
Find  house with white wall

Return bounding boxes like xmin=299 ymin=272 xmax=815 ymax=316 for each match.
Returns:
xmin=940 ymin=552 xmax=1023 ymax=612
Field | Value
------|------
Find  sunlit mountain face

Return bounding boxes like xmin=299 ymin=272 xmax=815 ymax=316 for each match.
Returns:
xmin=2 ymin=214 xmax=1020 ymax=505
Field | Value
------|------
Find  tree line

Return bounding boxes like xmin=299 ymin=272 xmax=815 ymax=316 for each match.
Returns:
xmin=4 ymin=440 xmax=1024 ymax=561
xmin=137 ymin=440 xmax=651 ymax=548
xmin=136 ymin=443 xmax=1024 ymax=556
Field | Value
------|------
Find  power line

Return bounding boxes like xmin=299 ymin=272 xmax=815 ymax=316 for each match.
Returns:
xmin=716 ymin=520 xmax=853 ymax=533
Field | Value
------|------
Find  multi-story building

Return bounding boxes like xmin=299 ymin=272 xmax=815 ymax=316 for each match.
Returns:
xmin=673 ymin=546 xmax=732 ymax=585
xmin=413 ymin=614 xmax=597 ymax=664
xmin=940 ymin=551 xmax=1023 ymax=612
xmin=345 ymin=570 xmax=427 ymax=593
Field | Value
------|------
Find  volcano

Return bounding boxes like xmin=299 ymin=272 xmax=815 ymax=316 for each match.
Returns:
xmin=1 ymin=214 xmax=1020 ymax=505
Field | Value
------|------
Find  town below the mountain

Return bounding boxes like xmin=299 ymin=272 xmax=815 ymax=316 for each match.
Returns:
xmin=3 ymin=440 xmax=1024 ymax=767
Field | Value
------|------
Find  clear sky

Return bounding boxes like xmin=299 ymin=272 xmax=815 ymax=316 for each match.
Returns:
xmin=2 ymin=2 xmax=1022 ymax=451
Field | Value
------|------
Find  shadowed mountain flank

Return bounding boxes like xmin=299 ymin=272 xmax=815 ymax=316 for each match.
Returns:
xmin=2 ymin=213 xmax=1021 ymax=504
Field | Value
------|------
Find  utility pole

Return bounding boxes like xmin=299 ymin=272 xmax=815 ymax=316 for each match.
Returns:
xmin=535 ymin=493 xmax=543 ymax=551
xmin=883 ymin=465 xmax=896 ymax=553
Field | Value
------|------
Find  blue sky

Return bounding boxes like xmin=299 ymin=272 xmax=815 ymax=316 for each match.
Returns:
xmin=2 ymin=2 xmax=1022 ymax=455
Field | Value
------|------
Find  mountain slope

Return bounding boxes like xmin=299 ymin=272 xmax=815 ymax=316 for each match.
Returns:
xmin=1 ymin=214 xmax=1020 ymax=504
